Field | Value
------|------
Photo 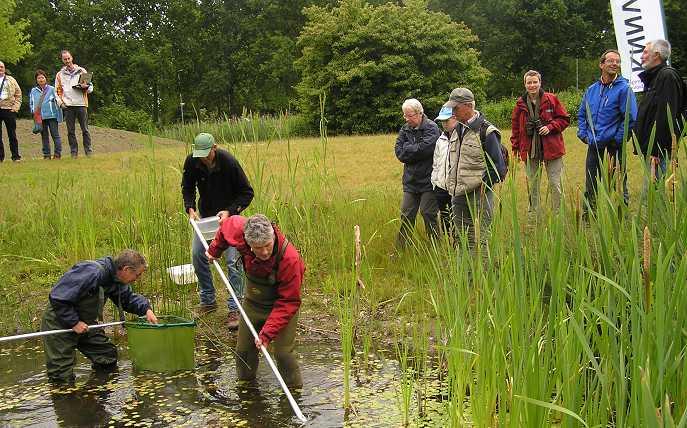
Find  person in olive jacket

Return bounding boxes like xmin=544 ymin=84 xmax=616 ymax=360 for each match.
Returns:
xmin=42 ymin=250 xmax=158 ymax=384
xmin=634 ymin=39 xmax=685 ymax=182
xmin=511 ymin=70 xmax=570 ymax=213
xmin=394 ymin=98 xmax=441 ymax=248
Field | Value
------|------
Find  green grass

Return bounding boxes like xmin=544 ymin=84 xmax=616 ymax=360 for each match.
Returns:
xmin=1 ymin=125 xmax=686 ymax=426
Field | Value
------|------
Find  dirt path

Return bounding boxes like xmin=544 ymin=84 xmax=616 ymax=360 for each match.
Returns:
xmin=4 ymin=119 xmax=182 ymax=160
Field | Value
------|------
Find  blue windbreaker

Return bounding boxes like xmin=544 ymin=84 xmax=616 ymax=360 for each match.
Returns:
xmin=29 ymin=85 xmax=63 ymax=121
xmin=577 ymin=75 xmax=637 ymax=147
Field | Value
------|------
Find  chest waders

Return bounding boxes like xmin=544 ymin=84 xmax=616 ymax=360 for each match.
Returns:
xmin=235 ymin=239 xmax=303 ymax=387
xmin=41 ymin=262 xmax=118 ymax=383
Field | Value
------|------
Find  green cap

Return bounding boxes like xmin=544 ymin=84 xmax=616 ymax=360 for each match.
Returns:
xmin=192 ymin=133 xmax=215 ymax=158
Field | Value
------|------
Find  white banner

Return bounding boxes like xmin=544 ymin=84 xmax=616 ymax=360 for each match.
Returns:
xmin=610 ymin=0 xmax=667 ymax=92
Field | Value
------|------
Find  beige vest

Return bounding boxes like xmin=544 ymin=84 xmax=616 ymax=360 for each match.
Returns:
xmin=446 ymin=122 xmax=498 ymax=196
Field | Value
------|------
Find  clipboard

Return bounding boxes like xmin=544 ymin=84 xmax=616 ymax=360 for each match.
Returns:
xmin=72 ymin=72 xmax=92 ymax=88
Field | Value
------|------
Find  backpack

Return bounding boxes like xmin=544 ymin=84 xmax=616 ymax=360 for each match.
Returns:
xmin=478 ymin=119 xmax=509 ymax=183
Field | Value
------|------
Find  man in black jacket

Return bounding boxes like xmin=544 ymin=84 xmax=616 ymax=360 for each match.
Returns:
xmin=181 ymin=133 xmax=254 ymax=328
xmin=394 ymin=98 xmax=441 ymax=248
xmin=634 ymin=39 xmax=685 ymax=181
xmin=42 ymin=250 xmax=157 ymax=384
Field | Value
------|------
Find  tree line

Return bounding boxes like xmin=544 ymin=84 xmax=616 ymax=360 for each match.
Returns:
xmin=2 ymin=0 xmax=685 ymax=134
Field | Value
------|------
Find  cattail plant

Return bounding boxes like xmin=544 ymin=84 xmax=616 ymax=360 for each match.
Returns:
xmin=643 ymin=226 xmax=652 ymax=311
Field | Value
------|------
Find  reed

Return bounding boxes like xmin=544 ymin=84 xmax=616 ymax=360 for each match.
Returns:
xmin=1 ymin=111 xmax=686 ymax=425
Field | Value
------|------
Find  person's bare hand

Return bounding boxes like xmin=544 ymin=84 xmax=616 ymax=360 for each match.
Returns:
xmin=72 ymin=321 xmax=88 ymax=334
xmin=205 ymin=250 xmax=218 ymax=262
xmin=145 ymin=309 xmax=158 ymax=324
xmin=217 ymin=210 xmax=230 ymax=225
xmin=538 ymin=126 xmax=550 ymax=136
xmin=188 ymin=208 xmax=199 ymax=221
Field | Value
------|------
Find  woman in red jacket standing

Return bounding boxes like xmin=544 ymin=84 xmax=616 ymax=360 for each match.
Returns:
xmin=511 ymin=70 xmax=570 ymax=213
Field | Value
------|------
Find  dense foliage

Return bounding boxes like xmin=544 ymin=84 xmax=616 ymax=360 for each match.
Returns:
xmin=296 ymin=0 xmax=488 ymax=134
xmin=4 ymin=0 xmax=686 ymax=133
xmin=0 ymin=0 xmax=31 ymax=63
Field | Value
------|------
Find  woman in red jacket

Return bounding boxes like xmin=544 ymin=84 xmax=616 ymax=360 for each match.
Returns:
xmin=207 ymin=214 xmax=305 ymax=387
xmin=511 ymin=70 xmax=570 ymax=213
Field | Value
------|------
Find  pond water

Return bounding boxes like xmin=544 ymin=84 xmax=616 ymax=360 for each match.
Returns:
xmin=0 ymin=330 xmax=445 ymax=427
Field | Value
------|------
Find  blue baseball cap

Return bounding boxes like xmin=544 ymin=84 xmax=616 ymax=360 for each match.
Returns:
xmin=435 ymin=104 xmax=454 ymax=121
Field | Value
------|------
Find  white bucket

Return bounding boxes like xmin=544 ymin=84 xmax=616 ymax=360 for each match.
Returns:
xmin=197 ymin=216 xmax=220 ymax=241
xmin=167 ymin=264 xmax=198 ymax=285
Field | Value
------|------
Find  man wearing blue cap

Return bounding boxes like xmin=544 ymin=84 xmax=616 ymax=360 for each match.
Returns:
xmin=181 ymin=132 xmax=254 ymax=329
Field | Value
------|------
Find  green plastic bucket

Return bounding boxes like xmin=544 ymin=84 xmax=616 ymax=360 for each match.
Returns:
xmin=125 ymin=315 xmax=196 ymax=372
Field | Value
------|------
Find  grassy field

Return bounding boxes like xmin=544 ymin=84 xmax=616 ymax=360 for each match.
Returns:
xmin=1 ymin=126 xmax=686 ymax=426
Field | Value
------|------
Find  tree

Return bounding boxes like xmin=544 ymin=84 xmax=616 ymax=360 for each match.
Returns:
xmin=429 ymin=0 xmax=614 ymax=96
xmin=0 ymin=0 xmax=31 ymax=64
xmin=296 ymin=0 xmax=489 ymax=134
xmin=664 ymin=0 xmax=686 ymax=71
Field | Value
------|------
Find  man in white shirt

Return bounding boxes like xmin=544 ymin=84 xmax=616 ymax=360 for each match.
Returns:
xmin=55 ymin=50 xmax=94 ymax=158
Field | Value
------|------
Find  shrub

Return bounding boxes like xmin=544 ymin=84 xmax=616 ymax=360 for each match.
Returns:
xmin=93 ymin=103 xmax=155 ymax=133
xmin=296 ymin=0 xmax=489 ymax=135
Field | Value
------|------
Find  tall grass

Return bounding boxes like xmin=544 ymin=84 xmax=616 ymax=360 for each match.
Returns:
xmin=159 ymin=110 xmax=313 ymax=146
xmin=1 ymin=111 xmax=686 ymax=425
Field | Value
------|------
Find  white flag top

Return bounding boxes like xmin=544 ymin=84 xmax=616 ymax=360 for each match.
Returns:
xmin=610 ymin=0 xmax=667 ymax=92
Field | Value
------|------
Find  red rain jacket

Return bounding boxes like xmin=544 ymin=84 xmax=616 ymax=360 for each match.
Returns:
xmin=510 ymin=92 xmax=570 ymax=161
xmin=208 ymin=216 xmax=304 ymax=344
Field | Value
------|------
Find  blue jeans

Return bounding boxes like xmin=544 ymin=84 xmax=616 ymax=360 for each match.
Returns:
xmin=41 ymin=118 xmax=62 ymax=158
xmin=192 ymin=233 xmax=244 ymax=310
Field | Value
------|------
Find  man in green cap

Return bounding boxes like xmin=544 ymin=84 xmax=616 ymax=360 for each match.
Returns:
xmin=181 ymin=132 xmax=254 ymax=329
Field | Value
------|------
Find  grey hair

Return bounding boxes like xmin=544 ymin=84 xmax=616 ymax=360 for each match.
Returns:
xmin=0 ymin=61 xmax=4 ymax=67
xmin=452 ymin=101 xmax=476 ymax=114
xmin=646 ymin=39 xmax=671 ymax=61
xmin=402 ymin=98 xmax=423 ymax=115
xmin=244 ymin=214 xmax=275 ymax=245
xmin=114 ymin=249 xmax=147 ymax=270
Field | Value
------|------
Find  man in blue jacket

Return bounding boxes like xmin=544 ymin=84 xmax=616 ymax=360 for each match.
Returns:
xmin=41 ymin=250 xmax=158 ymax=384
xmin=578 ymin=49 xmax=637 ymax=210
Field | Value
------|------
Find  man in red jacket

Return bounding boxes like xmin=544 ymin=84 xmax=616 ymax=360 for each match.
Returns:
xmin=511 ymin=70 xmax=570 ymax=213
xmin=207 ymin=214 xmax=304 ymax=387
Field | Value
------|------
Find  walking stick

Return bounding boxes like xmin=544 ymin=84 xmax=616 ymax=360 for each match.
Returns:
xmin=0 ymin=321 xmax=125 ymax=343
xmin=190 ymin=218 xmax=307 ymax=423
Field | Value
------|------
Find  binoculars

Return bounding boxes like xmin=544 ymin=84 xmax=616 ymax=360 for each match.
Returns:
xmin=525 ymin=118 xmax=544 ymax=136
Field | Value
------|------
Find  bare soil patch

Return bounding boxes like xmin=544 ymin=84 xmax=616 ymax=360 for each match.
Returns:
xmin=4 ymin=119 xmax=182 ymax=159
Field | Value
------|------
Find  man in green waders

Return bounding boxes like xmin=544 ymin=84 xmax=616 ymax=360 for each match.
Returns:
xmin=206 ymin=214 xmax=304 ymax=387
xmin=42 ymin=249 xmax=158 ymax=384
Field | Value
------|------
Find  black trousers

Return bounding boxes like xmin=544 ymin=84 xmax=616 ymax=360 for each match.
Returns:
xmin=0 ymin=109 xmax=19 ymax=161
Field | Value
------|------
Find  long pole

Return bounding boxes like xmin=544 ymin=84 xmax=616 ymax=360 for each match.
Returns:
xmin=190 ymin=218 xmax=307 ymax=423
xmin=0 ymin=321 xmax=125 ymax=343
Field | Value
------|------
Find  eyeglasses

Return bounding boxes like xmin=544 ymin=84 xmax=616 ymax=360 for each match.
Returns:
xmin=403 ymin=112 xmax=419 ymax=119
xmin=604 ymin=59 xmax=621 ymax=65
